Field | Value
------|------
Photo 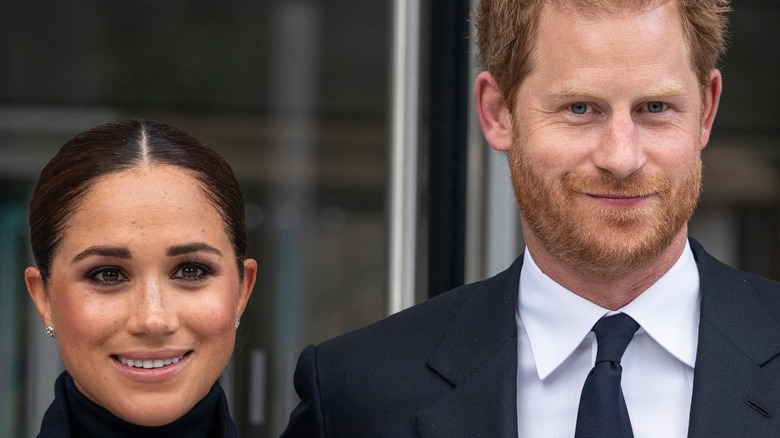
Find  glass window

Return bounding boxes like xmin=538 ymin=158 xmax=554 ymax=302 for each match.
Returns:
xmin=0 ymin=1 xmax=390 ymax=436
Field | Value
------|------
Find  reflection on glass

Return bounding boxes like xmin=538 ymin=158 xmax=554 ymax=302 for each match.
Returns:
xmin=0 ymin=1 xmax=388 ymax=436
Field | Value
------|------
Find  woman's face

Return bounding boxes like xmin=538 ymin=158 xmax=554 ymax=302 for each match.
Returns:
xmin=26 ymin=165 xmax=256 ymax=426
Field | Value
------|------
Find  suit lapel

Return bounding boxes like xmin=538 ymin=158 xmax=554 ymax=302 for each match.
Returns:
xmin=416 ymin=257 xmax=522 ymax=438
xmin=411 ymin=239 xmax=780 ymax=438
xmin=688 ymin=239 xmax=780 ymax=437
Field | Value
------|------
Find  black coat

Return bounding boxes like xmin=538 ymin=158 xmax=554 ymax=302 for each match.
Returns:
xmin=37 ymin=372 xmax=238 ymax=438
xmin=282 ymin=238 xmax=780 ymax=437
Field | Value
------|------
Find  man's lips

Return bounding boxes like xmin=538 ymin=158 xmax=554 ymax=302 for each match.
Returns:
xmin=586 ymin=192 xmax=653 ymax=199
xmin=583 ymin=192 xmax=655 ymax=208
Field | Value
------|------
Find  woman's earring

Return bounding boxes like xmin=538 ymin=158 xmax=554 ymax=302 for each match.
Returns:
xmin=235 ymin=318 xmax=241 ymax=330
xmin=45 ymin=326 xmax=56 ymax=338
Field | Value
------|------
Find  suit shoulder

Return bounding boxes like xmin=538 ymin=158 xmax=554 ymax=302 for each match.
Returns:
xmin=693 ymin=239 xmax=780 ymax=314
xmin=318 ymin=277 xmax=485 ymax=354
xmin=312 ymin=259 xmax=519 ymax=363
xmin=694 ymin=240 xmax=780 ymax=290
xmin=287 ymin=263 xmax=520 ymax=430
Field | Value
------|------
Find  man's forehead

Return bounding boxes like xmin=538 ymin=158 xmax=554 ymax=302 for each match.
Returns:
xmin=531 ymin=0 xmax=692 ymax=72
xmin=521 ymin=0 xmax=699 ymax=101
xmin=545 ymin=0 xmax=672 ymax=18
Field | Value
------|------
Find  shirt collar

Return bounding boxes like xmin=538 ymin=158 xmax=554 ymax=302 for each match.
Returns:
xmin=518 ymin=241 xmax=700 ymax=380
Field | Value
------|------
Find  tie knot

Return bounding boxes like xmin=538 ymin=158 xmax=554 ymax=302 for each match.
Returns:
xmin=592 ymin=313 xmax=639 ymax=364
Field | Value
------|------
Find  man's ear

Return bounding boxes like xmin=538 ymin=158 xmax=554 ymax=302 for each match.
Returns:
xmin=699 ymin=68 xmax=723 ymax=150
xmin=25 ymin=267 xmax=53 ymax=328
xmin=475 ymin=71 xmax=514 ymax=151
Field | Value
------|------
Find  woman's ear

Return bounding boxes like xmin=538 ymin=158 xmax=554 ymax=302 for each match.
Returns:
xmin=236 ymin=259 xmax=257 ymax=318
xmin=475 ymin=71 xmax=514 ymax=152
xmin=25 ymin=267 xmax=53 ymax=327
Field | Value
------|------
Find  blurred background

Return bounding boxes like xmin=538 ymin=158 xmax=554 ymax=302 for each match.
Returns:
xmin=0 ymin=0 xmax=777 ymax=436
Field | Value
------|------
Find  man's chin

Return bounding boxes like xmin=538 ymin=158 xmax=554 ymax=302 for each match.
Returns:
xmin=536 ymin=220 xmax=684 ymax=279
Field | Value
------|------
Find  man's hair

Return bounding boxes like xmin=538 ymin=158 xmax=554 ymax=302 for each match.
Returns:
xmin=474 ymin=0 xmax=731 ymax=111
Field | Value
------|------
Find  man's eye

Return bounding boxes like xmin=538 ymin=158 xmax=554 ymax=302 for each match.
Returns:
xmin=646 ymin=101 xmax=666 ymax=113
xmin=91 ymin=268 xmax=127 ymax=283
xmin=570 ymin=103 xmax=589 ymax=115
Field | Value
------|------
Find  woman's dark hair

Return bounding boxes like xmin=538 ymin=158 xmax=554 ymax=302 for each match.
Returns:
xmin=29 ymin=119 xmax=247 ymax=283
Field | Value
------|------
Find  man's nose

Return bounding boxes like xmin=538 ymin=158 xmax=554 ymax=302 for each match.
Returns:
xmin=592 ymin=113 xmax=647 ymax=179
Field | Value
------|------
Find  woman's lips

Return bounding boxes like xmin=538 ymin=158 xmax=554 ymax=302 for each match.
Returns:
xmin=116 ymin=354 xmax=185 ymax=369
xmin=111 ymin=351 xmax=193 ymax=382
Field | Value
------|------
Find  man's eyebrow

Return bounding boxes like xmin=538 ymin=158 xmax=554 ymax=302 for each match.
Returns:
xmin=642 ymin=84 xmax=688 ymax=98
xmin=548 ymin=83 xmax=688 ymax=99
xmin=167 ymin=242 xmax=224 ymax=257
xmin=73 ymin=246 xmax=131 ymax=263
xmin=548 ymin=84 xmax=599 ymax=98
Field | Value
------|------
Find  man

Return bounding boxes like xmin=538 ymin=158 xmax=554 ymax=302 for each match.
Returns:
xmin=283 ymin=0 xmax=780 ymax=436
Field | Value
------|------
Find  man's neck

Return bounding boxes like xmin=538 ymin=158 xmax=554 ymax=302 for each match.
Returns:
xmin=525 ymin=232 xmax=689 ymax=310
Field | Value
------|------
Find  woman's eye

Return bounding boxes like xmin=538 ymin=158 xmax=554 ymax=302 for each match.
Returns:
xmin=172 ymin=264 xmax=209 ymax=280
xmin=646 ymin=101 xmax=667 ymax=113
xmin=91 ymin=268 xmax=127 ymax=284
xmin=569 ymin=103 xmax=589 ymax=115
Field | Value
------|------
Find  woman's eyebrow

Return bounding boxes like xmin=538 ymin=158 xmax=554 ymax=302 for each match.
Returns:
xmin=73 ymin=246 xmax=131 ymax=262
xmin=166 ymin=242 xmax=223 ymax=257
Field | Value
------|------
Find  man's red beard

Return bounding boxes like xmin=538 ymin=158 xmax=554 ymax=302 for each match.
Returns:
xmin=509 ymin=134 xmax=702 ymax=279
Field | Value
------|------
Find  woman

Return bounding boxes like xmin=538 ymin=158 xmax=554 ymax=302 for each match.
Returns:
xmin=24 ymin=120 xmax=257 ymax=437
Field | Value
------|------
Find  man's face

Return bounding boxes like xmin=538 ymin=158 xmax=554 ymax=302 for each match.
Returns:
xmin=509 ymin=2 xmax=714 ymax=277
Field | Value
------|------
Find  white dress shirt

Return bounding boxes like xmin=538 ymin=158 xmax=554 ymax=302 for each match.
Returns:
xmin=516 ymin=242 xmax=700 ymax=438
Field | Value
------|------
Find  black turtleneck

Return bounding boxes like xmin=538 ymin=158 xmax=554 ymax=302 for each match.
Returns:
xmin=37 ymin=372 xmax=238 ymax=438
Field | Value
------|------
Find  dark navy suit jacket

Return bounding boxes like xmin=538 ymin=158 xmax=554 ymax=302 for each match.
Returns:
xmin=282 ymin=239 xmax=780 ymax=437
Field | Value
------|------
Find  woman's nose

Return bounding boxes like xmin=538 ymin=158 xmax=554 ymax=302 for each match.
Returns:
xmin=126 ymin=279 xmax=178 ymax=336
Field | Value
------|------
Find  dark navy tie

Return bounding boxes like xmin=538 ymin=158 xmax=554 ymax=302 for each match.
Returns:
xmin=574 ymin=313 xmax=640 ymax=438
